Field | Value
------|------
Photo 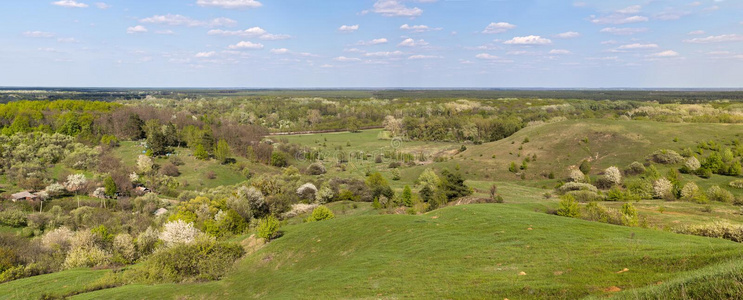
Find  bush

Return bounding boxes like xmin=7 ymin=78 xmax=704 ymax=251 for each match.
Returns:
xmin=707 ymin=186 xmax=734 ymax=203
xmin=567 ymin=169 xmax=585 ymax=183
xmin=624 ymin=162 xmax=646 ymax=176
xmin=137 ymin=239 xmax=244 ymax=283
xmin=649 ymin=149 xmax=684 ymax=164
xmin=579 ymin=160 xmax=591 ymax=175
xmin=625 ymin=179 xmax=653 ymax=200
xmin=684 ymin=157 xmax=701 ymax=172
xmin=729 ymin=180 xmax=743 ymax=189
xmin=558 ymin=182 xmax=598 ymax=194
xmin=621 ymin=203 xmax=639 ymax=227
xmin=159 ymin=220 xmax=201 ymax=248
xmin=159 ymin=163 xmax=180 ymax=177
xmin=306 ymin=205 xmax=335 ymax=222
xmin=583 ymin=202 xmax=622 ymax=225
xmin=606 ymin=187 xmax=625 ymax=201
xmin=0 ymin=209 xmax=27 ymax=227
xmin=557 ymin=195 xmax=581 ymax=218
xmin=680 ymin=182 xmax=700 ymax=201
xmin=565 ymin=190 xmax=604 ymax=202
xmin=256 ymin=216 xmax=280 ymax=241
xmin=306 ymin=163 xmax=326 ymax=175
xmin=63 ymin=247 xmax=110 ymax=269
xmin=270 ymin=152 xmax=289 ymax=167
xmin=603 ymin=166 xmax=622 ymax=186
xmin=674 ymin=222 xmax=743 ymax=243
xmin=697 ymin=167 xmax=713 ymax=179
xmin=653 ymin=178 xmax=673 ymax=199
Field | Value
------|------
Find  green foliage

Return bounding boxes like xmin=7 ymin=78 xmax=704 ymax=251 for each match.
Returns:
xmin=307 ymin=205 xmax=335 ymax=222
xmin=439 ymin=169 xmax=472 ymax=201
xmin=270 ymin=151 xmax=289 ymax=167
xmin=401 ymin=185 xmax=413 ymax=207
xmin=136 ymin=239 xmax=244 ymax=283
xmin=104 ymin=176 xmax=117 ymax=198
xmin=0 ymin=209 xmax=27 ymax=227
xmin=579 ymin=160 xmax=591 ymax=175
xmin=213 ymin=139 xmax=231 ymax=164
xmin=366 ymin=172 xmax=393 ymax=201
xmin=508 ymin=162 xmax=518 ymax=173
xmin=557 ymin=195 xmax=581 ymax=218
xmin=257 ymin=216 xmax=281 ymax=240
xmin=194 ymin=144 xmax=209 ymax=160
xmin=606 ymin=187 xmax=625 ymax=201
xmin=620 ymin=203 xmax=638 ymax=227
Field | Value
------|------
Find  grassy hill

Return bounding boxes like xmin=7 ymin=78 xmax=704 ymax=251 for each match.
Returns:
xmin=3 ymin=203 xmax=741 ymax=299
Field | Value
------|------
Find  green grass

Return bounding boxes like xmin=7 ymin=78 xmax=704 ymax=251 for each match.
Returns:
xmin=0 ymin=269 xmax=109 ymax=300
xmin=11 ymin=204 xmax=735 ymax=299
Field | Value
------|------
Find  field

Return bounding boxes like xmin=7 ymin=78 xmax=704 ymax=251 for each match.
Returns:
xmin=2 ymin=203 xmax=741 ymax=299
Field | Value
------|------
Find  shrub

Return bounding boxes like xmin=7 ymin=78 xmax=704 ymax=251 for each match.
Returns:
xmin=270 ymin=152 xmax=289 ymax=167
xmin=159 ymin=220 xmax=201 ymax=248
xmin=558 ymin=182 xmax=598 ymax=194
xmin=306 ymin=205 xmax=335 ymax=222
xmin=625 ymin=179 xmax=653 ymax=200
xmin=169 ymin=155 xmax=184 ymax=166
xmin=579 ymin=160 xmax=591 ymax=175
xmin=729 ymin=180 xmax=743 ymax=189
xmin=228 ymin=186 xmax=267 ymax=220
xmin=606 ymin=187 xmax=625 ymax=201
xmin=206 ymin=171 xmax=217 ymax=180
xmin=624 ymin=162 xmax=646 ymax=176
xmin=653 ymin=178 xmax=673 ymax=199
xmin=604 ymin=166 xmax=622 ymax=186
xmin=567 ymin=169 xmax=585 ymax=183
xmin=136 ymin=227 xmax=160 ymax=257
xmin=707 ymin=186 xmax=735 ymax=203
xmin=0 ymin=209 xmax=27 ymax=227
xmin=391 ymin=169 xmax=401 ymax=181
xmin=566 ymin=190 xmax=604 ymax=202
xmin=256 ymin=216 xmax=281 ymax=241
xmin=697 ymin=167 xmax=713 ymax=179
xmin=649 ymin=149 xmax=684 ymax=164
xmin=63 ymin=246 xmax=110 ymax=269
xmin=674 ymin=222 xmax=743 ymax=243
xmin=42 ymin=227 xmax=73 ymax=251
xmin=583 ymin=202 xmax=622 ymax=225
xmin=137 ymin=239 xmax=244 ymax=283
xmin=296 ymin=183 xmax=318 ymax=201
xmin=306 ymin=163 xmax=326 ymax=175
xmin=557 ymin=195 xmax=581 ymax=218
xmin=684 ymin=157 xmax=701 ymax=171
xmin=159 ymin=163 xmax=180 ymax=177
xmin=621 ymin=203 xmax=639 ymax=227
xmin=113 ymin=233 xmax=136 ymax=263
xmin=680 ymin=182 xmax=700 ymax=201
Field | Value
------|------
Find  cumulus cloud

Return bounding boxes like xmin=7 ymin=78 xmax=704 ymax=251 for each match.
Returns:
xmin=196 ymin=0 xmax=262 ymax=9
xmin=684 ymin=34 xmax=743 ymax=43
xmin=549 ymin=49 xmax=572 ymax=55
xmin=600 ymin=27 xmax=648 ymax=35
xmin=126 ymin=25 xmax=148 ymax=34
xmin=554 ymin=31 xmax=580 ymax=38
xmin=364 ymin=0 xmax=423 ymax=17
xmin=400 ymin=24 xmax=441 ymax=33
xmin=270 ymin=48 xmax=290 ymax=54
xmin=228 ymin=41 xmax=264 ymax=49
xmin=23 ymin=31 xmax=55 ymax=38
xmin=140 ymin=14 xmax=236 ymax=27
xmin=195 ymin=51 xmax=217 ymax=58
xmin=94 ymin=2 xmax=109 ymax=9
xmin=398 ymin=38 xmax=428 ymax=47
xmin=52 ymin=0 xmax=88 ymax=8
xmin=357 ymin=38 xmax=388 ymax=46
xmin=482 ymin=22 xmax=516 ymax=34
xmin=617 ymin=43 xmax=659 ymax=50
xmin=504 ymin=35 xmax=552 ymax=45
xmin=334 ymin=56 xmax=361 ymax=62
xmin=339 ymin=25 xmax=359 ymax=32
xmin=475 ymin=53 xmax=500 ymax=60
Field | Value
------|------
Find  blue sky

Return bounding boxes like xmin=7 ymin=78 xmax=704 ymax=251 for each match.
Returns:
xmin=1 ymin=0 xmax=742 ymax=88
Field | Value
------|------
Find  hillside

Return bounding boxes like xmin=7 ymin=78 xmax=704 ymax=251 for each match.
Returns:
xmin=3 ymin=203 xmax=740 ymax=299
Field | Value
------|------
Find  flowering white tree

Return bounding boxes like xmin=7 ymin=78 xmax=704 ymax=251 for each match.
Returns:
xmin=653 ymin=178 xmax=673 ymax=199
xmin=42 ymin=226 xmax=73 ymax=251
xmin=44 ymin=183 xmax=66 ymax=198
xmin=685 ymin=157 xmax=701 ymax=171
xmin=64 ymin=174 xmax=88 ymax=194
xmin=568 ymin=169 xmax=585 ymax=183
xmin=228 ymin=186 xmax=266 ymax=220
xmin=604 ymin=166 xmax=622 ymax=185
xmin=316 ymin=185 xmax=335 ymax=204
xmin=159 ymin=220 xmax=201 ymax=248
xmin=297 ymin=183 xmax=318 ymax=201
xmin=680 ymin=182 xmax=699 ymax=201
xmin=137 ymin=155 xmax=154 ymax=174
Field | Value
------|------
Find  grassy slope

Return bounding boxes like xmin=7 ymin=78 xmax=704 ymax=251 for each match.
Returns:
xmin=24 ymin=204 xmax=736 ymax=299
xmin=0 ymin=269 xmax=109 ymax=300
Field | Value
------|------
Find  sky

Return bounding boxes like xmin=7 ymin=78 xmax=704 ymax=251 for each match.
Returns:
xmin=1 ymin=0 xmax=742 ymax=88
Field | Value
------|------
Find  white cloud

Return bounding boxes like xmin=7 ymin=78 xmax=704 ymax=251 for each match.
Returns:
xmin=504 ymin=35 xmax=552 ymax=45
xmin=195 ymin=51 xmax=217 ymax=58
xmin=228 ymin=41 xmax=264 ymax=49
xmin=554 ymin=31 xmax=580 ymax=38
xmin=482 ymin=22 xmax=516 ymax=34
xmin=591 ymin=15 xmax=648 ymax=25
xmin=259 ymin=34 xmax=291 ymax=40
xmin=339 ymin=25 xmax=359 ymax=33
xmin=196 ymin=0 xmax=262 ymax=9
xmin=334 ymin=56 xmax=361 ymax=62
xmin=398 ymin=38 xmax=428 ymax=47
xmin=126 ymin=25 xmax=148 ymax=34
xmin=23 ymin=31 xmax=55 ymax=38
xmin=600 ymin=27 xmax=648 ymax=35
xmin=155 ymin=30 xmax=175 ymax=35
xmin=52 ymin=0 xmax=88 ymax=8
xmin=654 ymin=10 xmax=690 ymax=21
xmin=475 ymin=53 xmax=500 ymax=60
xmin=684 ymin=34 xmax=743 ymax=43
xmin=208 ymin=27 xmax=266 ymax=36
xmin=270 ymin=48 xmax=290 ymax=54
xmin=357 ymin=38 xmax=388 ymax=46
xmin=94 ymin=2 xmax=109 ymax=9
xmin=365 ymin=0 xmax=423 ymax=17
xmin=364 ymin=51 xmax=404 ymax=57
xmin=140 ymin=14 xmax=236 ymax=27
xmin=648 ymin=50 xmax=680 ymax=57
xmin=688 ymin=30 xmax=705 ymax=35
xmin=408 ymin=55 xmax=440 ymax=60
xmin=400 ymin=24 xmax=441 ymax=33
xmin=549 ymin=49 xmax=572 ymax=55
xmin=617 ymin=43 xmax=659 ymax=50
xmin=616 ymin=5 xmax=641 ymax=14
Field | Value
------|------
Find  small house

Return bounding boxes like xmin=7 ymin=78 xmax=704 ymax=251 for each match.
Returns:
xmin=135 ymin=186 xmax=152 ymax=194
xmin=11 ymin=191 xmax=39 ymax=202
